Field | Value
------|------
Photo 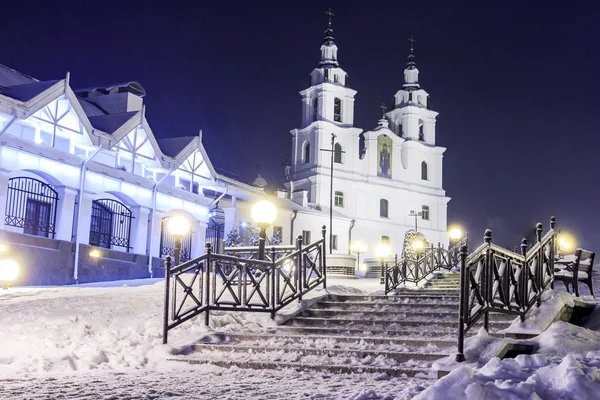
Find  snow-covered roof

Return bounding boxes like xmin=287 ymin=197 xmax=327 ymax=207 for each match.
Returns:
xmin=157 ymin=136 xmax=196 ymax=158
xmin=0 ymin=80 xmax=60 ymax=102
xmin=88 ymin=111 xmax=139 ymax=134
xmin=0 ymin=64 xmax=38 ymax=87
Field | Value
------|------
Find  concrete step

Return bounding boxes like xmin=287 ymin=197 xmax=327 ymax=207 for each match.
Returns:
xmin=305 ymin=308 xmax=515 ymax=323
xmin=329 ymin=294 xmax=460 ymax=302
xmin=396 ymin=289 xmax=459 ymax=294
xmin=191 ymin=344 xmax=449 ymax=363
xmin=275 ymin=325 xmax=471 ymax=337
xmin=168 ymin=357 xmax=436 ymax=378
xmin=198 ymin=332 xmax=458 ymax=349
xmin=288 ymin=317 xmax=513 ymax=330
xmin=315 ymin=301 xmax=460 ymax=311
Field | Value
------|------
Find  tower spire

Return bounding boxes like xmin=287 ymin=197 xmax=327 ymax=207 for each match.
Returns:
xmin=319 ymin=8 xmax=339 ymax=68
xmin=324 ymin=8 xmax=335 ymax=44
xmin=406 ymin=34 xmax=417 ymax=70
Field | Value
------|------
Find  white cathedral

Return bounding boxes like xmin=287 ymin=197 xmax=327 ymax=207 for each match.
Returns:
xmin=0 ymin=18 xmax=449 ymax=285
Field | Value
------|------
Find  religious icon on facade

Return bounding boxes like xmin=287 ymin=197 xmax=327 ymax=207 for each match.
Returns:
xmin=377 ymin=135 xmax=392 ymax=178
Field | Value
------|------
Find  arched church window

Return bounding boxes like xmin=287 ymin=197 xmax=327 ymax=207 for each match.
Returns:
xmin=334 ymin=74 xmax=338 ymax=83
xmin=419 ymin=122 xmax=424 ymax=141
xmin=421 ymin=161 xmax=428 ymax=180
xmin=334 ymin=98 xmax=342 ymax=122
xmin=312 ymin=98 xmax=318 ymax=122
xmin=380 ymin=199 xmax=389 ymax=218
xmin=398 ymin=123 xmax=403 ymax=136
xmin=334 ymin=143 xmax=343 ymax=164
xmin=303 ymin=141 xmax=310 ymax=164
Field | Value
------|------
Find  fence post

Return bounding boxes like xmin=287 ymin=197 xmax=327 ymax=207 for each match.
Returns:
xmin=162 ymin=256 xmax=172 ymax=344
xmin=204 ymin=242 xmax=212 ymax=326
xmin=456 ymin=245 xmax=468 ymax=362
xmin=550 ymin=216 xmax=556 ymax=289
xmin=431 ymin=243 xmax=435 ymax=272
xmin=519 ymin=238 xmax=528 ymax=321
xmin=483 ymin=229 xmax=492 ymax=332
xmin=297 ymin=235 xmax=303 ymax=302
xmin=322 ymin=225 xmax=327 ymax=289
xmin=536 ymin=223 xmax=543 ymax=306
xmin=271 ymin=247 xmax=276 ymax=318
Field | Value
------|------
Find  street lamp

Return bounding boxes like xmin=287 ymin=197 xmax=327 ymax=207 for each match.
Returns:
xmin=351 ymin=242 xmax=367 ymax=270
xmin=251 ymin=200 xmax=278 ymax=260
xmin=0 ymin=259 xmax=19 ymax=289
xmin=168 ymin=215 xmax=191 ymax=266
xmin=409 ymin=210 xmax=422 ymax=232
xmin=449 ymin=227 xmax=463 ymax=241
xmin=376 ymin=243 xmax=390 ymax=284
xmin=558 ymin=232 xmax=575 ymax=255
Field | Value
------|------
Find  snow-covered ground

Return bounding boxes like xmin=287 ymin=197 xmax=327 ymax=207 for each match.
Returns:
xmin=0 ymin=271 xmax=599 ymax=399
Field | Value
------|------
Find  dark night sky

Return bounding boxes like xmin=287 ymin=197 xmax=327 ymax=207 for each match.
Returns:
xmin=2 ymin=0 xmax=599 ymax=249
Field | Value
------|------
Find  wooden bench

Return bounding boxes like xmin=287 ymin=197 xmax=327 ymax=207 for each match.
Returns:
xmin=554 ymin=248 xmax=596 ymax=297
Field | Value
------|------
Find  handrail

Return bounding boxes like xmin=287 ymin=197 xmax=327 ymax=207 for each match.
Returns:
xmin=162 ymin=225 xmax=328 ymax=344
xmin=456 ymin=217 xmax=557 ymax=362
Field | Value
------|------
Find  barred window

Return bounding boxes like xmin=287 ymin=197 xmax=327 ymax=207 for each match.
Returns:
xmin=89 ymin=199 xmax=133 ymax=251
xmin=5 ymin=177 xmax=58 ymax=238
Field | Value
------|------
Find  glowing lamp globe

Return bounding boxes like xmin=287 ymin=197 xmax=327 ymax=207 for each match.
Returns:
xmin=168 ymin=215 xmax=191 ymax=237
xmin=376 ymin=243 xmax=390 ymax=259
xmin=352 ymin=242 xmax=366 ymax=254
xmin=251 ymin=200 xmax=277 ymax=228
xmin=449 ymin=228 xmax=463 ymax=240
xmin=0 ymin=259 xmax=19 ymax=288
xmin=89 ymin=249 xmax=101 ymax=258
xmin=412 ymin=240 xmax=424 ymax=251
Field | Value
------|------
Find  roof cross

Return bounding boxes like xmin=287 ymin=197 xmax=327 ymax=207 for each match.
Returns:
xmin=380 ymin=103 xmax=388 ymax=117
xmin=408 ymin=34 xmax=416 ymax=53
xmin=325 ymin=8 xmax=335 ymax=28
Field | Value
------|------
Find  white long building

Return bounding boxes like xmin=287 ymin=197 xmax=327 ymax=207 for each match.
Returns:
xmin=0 ymin=21 xmax=449 ymax=285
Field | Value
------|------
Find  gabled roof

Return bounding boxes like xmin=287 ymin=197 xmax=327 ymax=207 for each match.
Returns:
xmin=157 ymin=136 xmax=196 ymax=158
xmin=78 ymin=99 xmax=107 ymax=117
xmin=88 ymin=111 xmax=139 ymax=134
xmin=0 ymin=64 xmax=37 ymax=87
xmin=0 ymin=80 xmax=60 ymax=102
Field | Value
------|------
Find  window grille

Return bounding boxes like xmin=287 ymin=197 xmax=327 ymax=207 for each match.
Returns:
xmin=160 ymin=216 xmax=192 ymax=262
xmin=89 ymin=199 xmax=133 ymax=251
xmin=5 ymin=177 xmax=58 ymax=238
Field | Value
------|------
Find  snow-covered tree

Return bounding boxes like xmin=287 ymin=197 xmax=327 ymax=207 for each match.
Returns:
xmin=249 ymin=231 xmax=260 ymax=246
xmin=270 ymin=229 xmax=282 ymax=245
xmin=226 ymin=228 xmax=241 ymax=247
xmin=401 ymin=230 xmax=429 ymax=260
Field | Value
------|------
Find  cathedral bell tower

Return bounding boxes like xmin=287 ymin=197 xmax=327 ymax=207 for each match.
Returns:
xmin=386 ymin=36 xmax=438 ymax=144
xmin=290 ymin=9 xmax=360 ymax=206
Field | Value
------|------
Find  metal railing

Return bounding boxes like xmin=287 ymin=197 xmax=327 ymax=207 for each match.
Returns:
xmin=162 ymin=226 xmax=328 ymax=343
xmin=456 ymin=217 xmax=556 ymax=362
xmin=384 ymin=242 xmax=464 ymax=294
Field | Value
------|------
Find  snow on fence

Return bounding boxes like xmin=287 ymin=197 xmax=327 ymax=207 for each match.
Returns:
xmin=456 ymin=217 xmax=557 ymax=362
xmin=162 ymin=226 xmax=327 ymax=344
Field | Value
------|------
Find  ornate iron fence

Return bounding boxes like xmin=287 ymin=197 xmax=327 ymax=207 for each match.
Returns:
xmin=162 ymin=226 xmax=328 ymax=343
xmin=160 ymin=216 xmax=192 ymax=263
xmin=89 ymin=199 xmax=133 ymax=251
xmin=5 ymin=177 xmax=58 ymax=238
xmin=456 ymin=217 xmax=557 ymax=362
xmin=205 ymin=217 xmax=224 ymax=253
xmin=384 ymin=243 xmax=462 ymax=294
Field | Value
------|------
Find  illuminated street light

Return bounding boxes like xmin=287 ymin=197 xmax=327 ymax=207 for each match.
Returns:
xmin=351 ymin=242 xmax=367 ymax=270
xmin=449 ymin=227 xmax=463 ymax=241
xmin=251 ymin=200 xmax=278 ymax=260
xmin=377 ymin=243 xmax=390 ymax=284
xmin=412 ymin=239 xmax=424 ymax=251
xmin=0 ymin=259 xmax=19 ymax=289
xmin=89 ymin=249 xmax=101 ymax=258
xmin=168 ymin=215 xmax=191 ymax=265
xmin=0 ymin=243 xmax=7 ymax=253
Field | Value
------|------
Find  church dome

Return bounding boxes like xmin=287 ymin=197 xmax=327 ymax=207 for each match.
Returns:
xmin=251 ymin=173 xmax=268 ymax=188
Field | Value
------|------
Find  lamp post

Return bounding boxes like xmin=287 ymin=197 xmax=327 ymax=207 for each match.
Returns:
xmin=351 ymin=242 xmax=366 ymax=270
xmin=0 ymin=259 xmax=19 ymax=289
xmin=251 ymin=200 xmax=278 ymax=260
xmin=376 ymin=243 xmax=390 ymax=284
xmin=409 ymin=210 xmax=422 ymax=232
xmin=167 ymin=215 xmax=191 ymax=266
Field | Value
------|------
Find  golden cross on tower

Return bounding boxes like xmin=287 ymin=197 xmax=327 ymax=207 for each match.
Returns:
xmin=325 ymin=8 xmax=335 ymax=27
xmin=408 ymin=34 xmax=416 ymax=53
xmin=380 ymin=103 xmax=387 ymax=117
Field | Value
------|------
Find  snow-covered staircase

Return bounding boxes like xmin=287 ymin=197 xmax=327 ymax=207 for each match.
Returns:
xmin=169 ymin=273 xmax=515 ymax=377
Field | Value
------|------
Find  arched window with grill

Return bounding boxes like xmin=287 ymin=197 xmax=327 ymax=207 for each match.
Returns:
xmin=421 ymin=161 xmax=428 ymax=180
xmin=89 ymin=199 xmax=133 ymax=251
xmin=334 ymin=143 xmax=343 ymax=164
xmin=312 ymin=97 xmax=318 ymax=122
xmin=334 ymin=98 xmax=342 ymax=122
xmin=4 ymin=177 xmax=58 ymax=238
xmin=160 ymin=216 xmax=193 ymax=262
xmin=380 ymin=199 xmax=389 ymax=218
xmin=303 ymin=141 xmax=310 ymax=164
